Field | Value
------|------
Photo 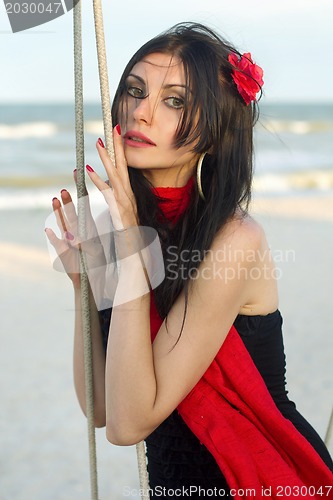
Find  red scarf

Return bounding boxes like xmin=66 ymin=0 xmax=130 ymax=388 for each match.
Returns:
xmin=149 ymin=177 xmax=333 ymax=498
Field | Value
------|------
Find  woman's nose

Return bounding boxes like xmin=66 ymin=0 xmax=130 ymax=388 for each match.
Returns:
xmin=132 ymin=97 xmax=153 ymax=124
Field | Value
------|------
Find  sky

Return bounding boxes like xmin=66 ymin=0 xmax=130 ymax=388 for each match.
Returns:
xmin=0 ymin=0 xmax=332 ymax=103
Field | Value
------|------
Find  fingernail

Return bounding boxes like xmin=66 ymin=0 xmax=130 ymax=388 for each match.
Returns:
xmin=98 ymin=138 xmax=105 ymax=148
xmin=61 ymin=189 xmax=67 ymax=194
xmin=65 ymin=231 xmax=74 ymax=241
xmin=86 ymin=164 xmax=94 ymax=173
xmin=73 ymin=168 xmax=77 ymax=173
xmin=52 ymin=197 xmax=58 ymax=202
xmin=115 ymin=124 xmax=121 ymax=135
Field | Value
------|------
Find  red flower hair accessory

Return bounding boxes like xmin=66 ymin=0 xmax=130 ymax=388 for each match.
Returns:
xmin=228 ymin=52 xmax=264 ymax=105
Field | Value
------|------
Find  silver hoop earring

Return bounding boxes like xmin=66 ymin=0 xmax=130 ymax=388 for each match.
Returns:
xmin=196 ymin=152 xmax=207 ymax=201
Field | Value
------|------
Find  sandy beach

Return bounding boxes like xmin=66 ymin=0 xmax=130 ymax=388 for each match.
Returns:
xmin=1 ymin=195 xmax=333 ymax=499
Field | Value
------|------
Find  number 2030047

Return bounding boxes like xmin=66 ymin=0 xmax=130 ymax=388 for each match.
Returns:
xmin=5 ymin=3 xmax=62 ymax=14
xmin=275 ymin=486 xmax=332 ymax=497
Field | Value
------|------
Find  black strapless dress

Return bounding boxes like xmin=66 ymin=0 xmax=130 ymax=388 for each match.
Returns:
xmin=143 ymin=310 xmax=333 ymax=496
xmin=99 ymin=309 xmax=333 ymax=496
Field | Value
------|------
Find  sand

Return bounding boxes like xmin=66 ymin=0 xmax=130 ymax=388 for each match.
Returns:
xmin=1 ymin=197 xmax=332 ymax=499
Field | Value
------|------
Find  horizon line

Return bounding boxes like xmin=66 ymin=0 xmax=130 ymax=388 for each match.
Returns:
xmin=1 ymin=99 xmax=333 ymax=106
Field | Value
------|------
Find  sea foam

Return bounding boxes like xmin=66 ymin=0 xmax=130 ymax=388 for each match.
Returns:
xmin=0 ymin=122 xmax=58 ymax=139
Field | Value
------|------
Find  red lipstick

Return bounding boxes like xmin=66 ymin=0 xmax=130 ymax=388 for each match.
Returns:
xmin=124 ymin=130 xmax=156 ymax=148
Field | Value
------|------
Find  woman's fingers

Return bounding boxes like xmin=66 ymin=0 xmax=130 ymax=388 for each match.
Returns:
xmin=45 ymin=227 xmax=80 ymax=276
xmin=47 ymin=187 xmax=106 ymax=282
xmin=95 ymin=137 xmax=116 ymax=185
xmin=53 ymin=190 xmax=79 ymax=241
xmin=61 ymin=189 xmax=77 ymax=226
xmin=52 ymin=183 xmax=103 ymax=255
xmin=96 ymin=126 xmax=132 ymax=197
xmin=52 ymin=197 xmax=68 ymax=236
xmin=85 ymin=165 xmax=124 ymax=230
xmin=112 ymin=125 xmax=132 ymax=192
xmin=45 ymin=227 xmax=69 ymax=255
xmin=60 ymin=185 xmax=96 ymax=239
xmin=88 ymin=128 xmax=139 ymax=230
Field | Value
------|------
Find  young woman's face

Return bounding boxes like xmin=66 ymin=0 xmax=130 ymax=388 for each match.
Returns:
xmin=118 ymin=52 xmax=199 ymax=185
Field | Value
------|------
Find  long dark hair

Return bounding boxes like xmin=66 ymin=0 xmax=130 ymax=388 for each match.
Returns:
xmin=111 ymin=22 xmax=261 ymax=334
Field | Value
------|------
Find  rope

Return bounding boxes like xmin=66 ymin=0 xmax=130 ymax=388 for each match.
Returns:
xmin=324 ymin=406 xmax=333 ymax=448
xmin=92 ymin=0 xmax=114 ymax=164
xmin=92 ymin=0 xmax=150 ymax=497
xmin=136 ymin=441 xmax=150 ymax=498
xmin=73 ymin=1 xmax=99 ymax=499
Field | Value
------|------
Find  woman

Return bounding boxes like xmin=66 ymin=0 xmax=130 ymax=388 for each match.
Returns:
xmin=46 ymin=23 xmax=333 ymax=497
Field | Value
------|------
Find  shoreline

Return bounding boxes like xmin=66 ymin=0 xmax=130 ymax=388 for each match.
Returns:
xmin=251 ymin=192 xmax=333 ymax=221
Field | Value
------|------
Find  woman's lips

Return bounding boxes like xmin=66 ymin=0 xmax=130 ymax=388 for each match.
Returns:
xmin=123 ymin=130 xmax=156 ymax=148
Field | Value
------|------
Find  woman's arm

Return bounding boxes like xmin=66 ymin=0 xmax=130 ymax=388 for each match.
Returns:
xmin=105 ymin=216 xmax=275 ymax=445
xmin=46 ymin=190 xmax=108 ymax=428
xmin=83 ymin=130 xmax=277 ymax=445
xmin=73 ymin=284 xmax=106 ymax=428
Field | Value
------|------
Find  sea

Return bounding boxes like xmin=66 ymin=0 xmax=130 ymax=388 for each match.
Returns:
xmin=0 ymin=102 xmax=333 ymax=210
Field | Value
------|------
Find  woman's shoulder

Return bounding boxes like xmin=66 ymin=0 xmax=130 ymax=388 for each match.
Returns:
xmin=214 ymin=211 xmax=278 ymax=316
xmin=213 ymin=211 xmax=266 ymax=255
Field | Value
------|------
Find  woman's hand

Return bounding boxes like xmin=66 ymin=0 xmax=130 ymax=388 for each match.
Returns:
xmin=87 ymin=126 xmax=138 ymax=231
xmin=45 ymin=186 xmax=106 ymax=293
xmin=45 ymin=125 xmax=140 ymax=299
xmin=45 ymin=189 xmax=81 ymax=288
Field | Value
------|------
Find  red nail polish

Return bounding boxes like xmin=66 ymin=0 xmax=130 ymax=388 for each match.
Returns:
xmin=52 ymin=197 xmax=58 ymax=202
xmin=115 ymin=124 xmax=121 ymax=135
xmin=98 ymin=138 xmax=105 ymax=148
xmin=86 ymin=164 xmax=94 ymax=173
xmin=61 ymin=189 xmax=67 ymax=193
xmin=65 ymin=231 xmax=74 ymax=241
xmin=73 ymin=168 xmax=77 ymax=173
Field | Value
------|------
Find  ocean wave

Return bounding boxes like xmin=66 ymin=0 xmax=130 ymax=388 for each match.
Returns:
xmin=1 ymin=170 xmax=333 ymax=210
xmin=0 ymin=120 xmax=105 ymax=139
xmin=258 ymin=119 xmax=333 ymax=135
xmin=0 ymin=122 xmax=58 ymax=139
xmin=0 ymin=187 xmax=105 ymax=210
xmin=1 ymin=118 xmax=331 ymax=141
xmin=0 ymin=191 xmax=54 ymax=210
xmin=85 ymin=120 xmax=104 ymax=135
xmin=254 ymin=170 xmax=333 ymax=192
xmin=0 ymin=175 xmax=73 ymax=188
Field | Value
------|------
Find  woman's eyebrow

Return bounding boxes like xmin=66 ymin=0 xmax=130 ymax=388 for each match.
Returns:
xmin=163 ymin=84 xmax=189 ymax=92
xmin=127 ymin=73 xmax=146 ymax=85
xmin=127 ymin=74 xmax=189 ymax=92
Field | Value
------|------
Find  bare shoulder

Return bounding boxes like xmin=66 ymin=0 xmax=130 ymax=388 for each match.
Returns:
xmin=212 ymin=211 xmax=278 ymax=315
xmin=212 ymin=211 xmax=267 ymax=257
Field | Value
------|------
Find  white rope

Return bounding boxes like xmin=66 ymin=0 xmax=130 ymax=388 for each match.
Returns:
xmin=92 ymin=0 xmax=114 ymax=164
xmin=136 ymin=441 xmax=150 ymax=498
xmin=73 ymin=1 xmax=99 ymax=499
xmin=92 ymin=1 xmax=150 ymax=497
xmin=324 ymin=406 xmax=333 ymax=448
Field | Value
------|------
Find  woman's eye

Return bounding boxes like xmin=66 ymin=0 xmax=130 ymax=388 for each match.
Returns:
xmin=164 ymin=97 xmax=184 ymax=110
xmin=127 ymin=86 xmax=145 ymax=98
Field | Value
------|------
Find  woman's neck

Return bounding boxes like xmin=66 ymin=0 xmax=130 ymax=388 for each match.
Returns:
xmin=141 ymin=161 xmax=197 ymax=188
